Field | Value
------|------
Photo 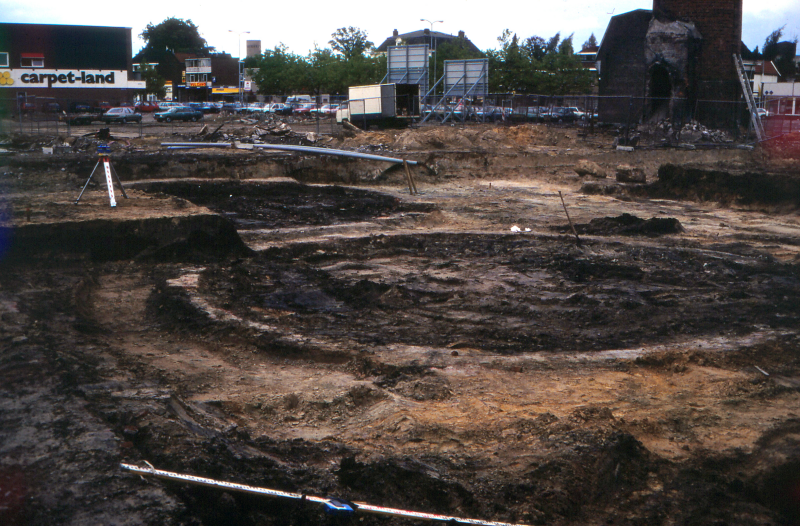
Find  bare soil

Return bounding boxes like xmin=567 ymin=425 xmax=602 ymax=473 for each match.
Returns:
xmin=1 ymin=121 xmax=800 ymax=526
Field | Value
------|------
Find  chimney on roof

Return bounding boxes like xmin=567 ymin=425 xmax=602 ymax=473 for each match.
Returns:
xmin=458 ymin=30 xmax=465 ymax=38
xmin=393 ymin=29 xmax=399 ymax=37
xmin=424 ymin=28 xmax=430 ymax=35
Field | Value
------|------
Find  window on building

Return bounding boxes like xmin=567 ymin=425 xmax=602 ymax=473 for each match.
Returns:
xmin=21 ymin=54 xmax=44 ymax=68
xmin=0 ymin=52 xmax=8 ymax=67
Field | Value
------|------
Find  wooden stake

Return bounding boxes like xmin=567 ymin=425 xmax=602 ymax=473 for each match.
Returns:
xmin=403 ymin=160 xmax=418 ymax=195
xmin=558 ymin=191 xmax=581 ymax=247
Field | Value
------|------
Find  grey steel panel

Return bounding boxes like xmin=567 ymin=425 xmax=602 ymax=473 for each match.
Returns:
xmin=443 ymin=59 xmax=489 ymax=97
xmin=387 ymin=45 xmax=429 ymax=91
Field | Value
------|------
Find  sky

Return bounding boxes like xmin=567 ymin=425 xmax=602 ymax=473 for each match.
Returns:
xmin=1 ymin=0 xmax=798 ymax=58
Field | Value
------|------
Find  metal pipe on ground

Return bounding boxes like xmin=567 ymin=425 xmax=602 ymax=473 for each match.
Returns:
xmin=121 ymin=463 xmax=529 ymax=526
xmin=160 ymin=142 xmax=418 ymax=165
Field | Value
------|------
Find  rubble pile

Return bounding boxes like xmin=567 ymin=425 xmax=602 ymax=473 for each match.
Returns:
xmin=642 ymin=119 xmax=734 ymax=144
xmin=0 ymin=133 xmax=133 ymax=154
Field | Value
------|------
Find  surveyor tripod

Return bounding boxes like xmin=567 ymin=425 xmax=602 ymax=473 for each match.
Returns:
xmin=75 ymin=144 xmax=128 ymax=207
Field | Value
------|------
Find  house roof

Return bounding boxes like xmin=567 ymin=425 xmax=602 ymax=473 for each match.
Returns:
xmin=375 ymin=29 xmax=480 ymax=53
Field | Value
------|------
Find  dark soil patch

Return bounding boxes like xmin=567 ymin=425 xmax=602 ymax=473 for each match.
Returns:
xmin=183 ymin=233 xmax=800 ymax=355
xmin=556 ymin=213 xmax=684 ymax=237
xmin=136 ymin=180 xmax=432 ymax=229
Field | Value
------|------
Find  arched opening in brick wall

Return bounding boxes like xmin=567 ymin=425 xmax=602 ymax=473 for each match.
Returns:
xmin=649 ymin=63 xmax=672 ymax=120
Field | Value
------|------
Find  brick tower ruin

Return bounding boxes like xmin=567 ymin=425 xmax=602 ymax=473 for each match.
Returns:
xmin=653 ymin=0 xmax=743 ymax=125
xmin=597 ymin=0 xmax=745 ymax=128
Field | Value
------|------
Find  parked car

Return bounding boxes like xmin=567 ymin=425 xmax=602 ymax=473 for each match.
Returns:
xmin=70 ymin=102 xmax=93 ymax=113
xmin=202 ymin=102 xmax=222 ymax=114
xmin=474 ymin=105 xmax=505 ymax=121
xmin=41 ymin=102 xmax=62 ymax=113
xmin=313 ymin=104 xmax=339 ymax=115
xmin=271 ymin=103 xmax=293 ymax=115
xmin=221 ymin=102 xmax=243 ymax=113
xmin=293 ymin=103 xmax=317 ymax=115
xmin=100 ymin=107 xmax=142 ymax=124
xmin=154 ymin=106 xmax=204 ymax=122
xmin=565 ymin=107 xmax=586 ymax=119
xmin=134 ymin=101 xmax=159 ymax=112
xmin=96 ymin=101 xmax=114 ymax=112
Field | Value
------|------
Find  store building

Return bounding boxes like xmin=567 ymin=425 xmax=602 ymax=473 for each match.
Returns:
xmin=0 ymin=22 xmax=145 ymax=114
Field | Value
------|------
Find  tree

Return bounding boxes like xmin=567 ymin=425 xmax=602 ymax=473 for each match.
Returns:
xmin=140 ymin=64 xmax=166 ymax=99
xmin=250 ymin=29 xmax=385 ymax=97
xmin=581 ymin=33 xmax=598 ymax=51
xmin=249 ymin=44 xmax=309 ymax=95
xmin=488 ymin=29 xmax=594 ymax=95
xmin=140 ymin=18 xmax=213 ymax=55
xmin=329 ymin=27 xmax=373 ymax=60
xmin=761 ymin=26 xmax=798 ymax=80
xmin=762 ymin=26 xmax=785 ymax=61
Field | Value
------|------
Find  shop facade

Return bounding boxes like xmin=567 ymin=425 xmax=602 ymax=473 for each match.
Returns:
xmin=0 ymin=22 xmax=145 ymax=115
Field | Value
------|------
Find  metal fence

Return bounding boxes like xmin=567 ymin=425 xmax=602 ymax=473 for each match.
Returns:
xmin=4 ymin=93 xmax=795 ymax=148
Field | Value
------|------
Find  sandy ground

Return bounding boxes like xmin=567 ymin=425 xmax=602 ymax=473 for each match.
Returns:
xmin=1 ymin=121 xmax=799 ymax=525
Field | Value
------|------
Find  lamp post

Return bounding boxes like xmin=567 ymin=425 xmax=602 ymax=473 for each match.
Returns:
xmin=228 ymin=30 xmax=250 ymax=105
xmin=420 ymin=19 xmax=443 ymax=97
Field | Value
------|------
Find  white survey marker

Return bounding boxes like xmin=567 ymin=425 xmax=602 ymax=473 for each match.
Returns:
xmin=103 ymin=157 xmax=116 ymax=207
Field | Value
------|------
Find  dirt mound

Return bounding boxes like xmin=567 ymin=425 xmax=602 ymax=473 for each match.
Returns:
xmin=566 ymin=213 xmax=685 ymax=237
xmin=340 ymin=124 xmax=570 ymax=152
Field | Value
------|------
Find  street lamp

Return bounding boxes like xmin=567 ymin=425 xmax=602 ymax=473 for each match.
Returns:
xmin=420 ymin=19 xmax=443 ymax=97
xmin=228 ymin=30 xmax=250 ymax=105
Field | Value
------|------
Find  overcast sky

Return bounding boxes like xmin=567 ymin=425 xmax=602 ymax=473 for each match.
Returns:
xmin=1 ymin=0 xmax=798 ymax=58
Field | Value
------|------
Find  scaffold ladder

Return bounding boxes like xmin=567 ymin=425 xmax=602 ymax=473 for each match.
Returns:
xmin=733 ymin=54 xmax=764 ymax=142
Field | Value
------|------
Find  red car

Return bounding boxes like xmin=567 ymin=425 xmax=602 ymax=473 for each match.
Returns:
xmin=135 ymin=101 xmax=160 ymax=112
xmin=293 ymin=103 xmax=317 ymax=115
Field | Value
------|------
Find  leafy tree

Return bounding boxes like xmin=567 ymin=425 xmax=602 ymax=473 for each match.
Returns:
xmin=308 ymin=46 xmax=344 ymax=94
xmin=762 ymin=26 xmax=797 ymax=79
xmin=582 ymin=33 xmax=598 ymax=51
xmin=249 ymin=44 xmax=309 ymax=95
xmin=488 ymin=29 xmax=594 ymax=95
xmin=762 ymin=26 xmax=785 ymax=61
xmin=329 ymin=27 xmax=373 ymax=60
xmin=140 ymin=64 xmax=166 ymax=98
xmin=139 ymin=18 xmax=213 ymax=55
xmin=522 ymin=36 xmax=548 ymax=61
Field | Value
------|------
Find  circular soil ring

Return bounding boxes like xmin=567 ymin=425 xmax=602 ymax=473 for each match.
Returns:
xmin=190 ymin=233 xmax=800 ymax=354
